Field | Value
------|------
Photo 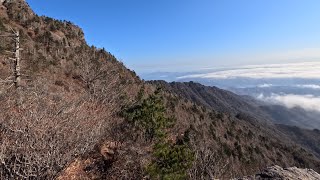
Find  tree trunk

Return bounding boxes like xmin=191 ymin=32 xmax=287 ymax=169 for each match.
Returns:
xmin=13 ymin=31 xmax=21 ymax=88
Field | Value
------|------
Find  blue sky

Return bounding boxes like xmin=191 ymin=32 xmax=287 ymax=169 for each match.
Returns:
xmin=26 ymin=0 xmax=320 ymax=73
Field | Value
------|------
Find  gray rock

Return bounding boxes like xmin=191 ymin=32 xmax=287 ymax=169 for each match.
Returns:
xmin=236 ymin=165 xmax=320 ymax=180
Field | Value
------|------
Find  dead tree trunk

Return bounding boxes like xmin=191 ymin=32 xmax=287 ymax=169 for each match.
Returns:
xmin=13 ymin=31 xmax=21 ymax=88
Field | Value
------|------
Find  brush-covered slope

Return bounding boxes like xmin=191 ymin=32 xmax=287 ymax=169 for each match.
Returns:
xmin=0 ymin=1 xmax=319 ymax=179
xmin=276 ymin=124 xmax=320 ymax=158
xmin=260 ymin=105 xmax=320 ymax=130
xmin=149 ymin=81 xmax=274 ymax=122
xmin=151 ymin=80 xmax=320 ymax=156
xmin=150 ymin=81 xmax=320 ymax=177
xmin=0 ymin=0 xmax=143 ymax=179
xmin=159 ymin=91 xmax=320 ymax=179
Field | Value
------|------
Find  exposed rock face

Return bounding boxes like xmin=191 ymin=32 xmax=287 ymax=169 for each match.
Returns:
xmin=57 ymin=141 xmax=121 ymax=180
xmin=238 ymin=165 xmax=320 ymax=180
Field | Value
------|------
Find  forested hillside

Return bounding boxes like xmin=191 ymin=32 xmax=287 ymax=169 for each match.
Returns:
xmin=0 ymin=1 xmax=319 ymax=179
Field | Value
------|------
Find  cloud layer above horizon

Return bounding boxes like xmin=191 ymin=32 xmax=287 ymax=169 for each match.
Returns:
xmin=178 ymin=62 xmax=320 ymax=80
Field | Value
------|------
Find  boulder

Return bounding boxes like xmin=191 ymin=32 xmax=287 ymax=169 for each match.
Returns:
xmin=237 ymin=165 xmax=320 ymax=180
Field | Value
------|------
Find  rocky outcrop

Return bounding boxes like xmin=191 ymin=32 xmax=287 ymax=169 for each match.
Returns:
xmin=57 ymin=141 xmax=121 ymax=180
xmin=238 ymin=165 xmax=320 ymax=180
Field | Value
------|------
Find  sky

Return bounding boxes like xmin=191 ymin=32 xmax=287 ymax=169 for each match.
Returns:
xmin=26 ymin=0 xmax=320 ymax=73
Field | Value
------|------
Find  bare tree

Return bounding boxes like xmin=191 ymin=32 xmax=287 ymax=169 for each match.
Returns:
xmin=188 ymin=146 xmax=230 ymax=179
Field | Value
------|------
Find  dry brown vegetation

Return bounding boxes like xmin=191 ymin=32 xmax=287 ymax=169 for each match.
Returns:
xmin=154 ymin=81 xmax=320 ymax=178
xmin=0 ymin=1 xmax=142 ymax=178
xmin=0 ymin=1 xmax=320 ymax=179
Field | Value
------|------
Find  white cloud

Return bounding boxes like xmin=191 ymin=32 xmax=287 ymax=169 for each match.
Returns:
xmin=258 ymin=93 xmax=320 ymax=112
xmin=296 ymin=84 xmax=320 ymax=89
xmin=177 ymin=61 xmax=320 ymax=79
xmin=258 ymin=84 xmax=273 ymax=88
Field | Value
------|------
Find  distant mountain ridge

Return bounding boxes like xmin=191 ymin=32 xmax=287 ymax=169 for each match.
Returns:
xmin=150 ymin=80 xmax=320 ymax=158
xmin=149 ymin=81 xmax=273 ymax=120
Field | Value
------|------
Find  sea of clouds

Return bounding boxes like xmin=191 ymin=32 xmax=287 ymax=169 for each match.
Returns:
xmin=175 ymin=61 xmax=320 ymax=112
xmin=177 ymin=61 xmax=320 ymax=80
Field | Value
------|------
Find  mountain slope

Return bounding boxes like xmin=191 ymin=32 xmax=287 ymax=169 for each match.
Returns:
xmin=150 ymin=81 xmax=320 ymax=176
xmin=276 ymin=124 xmax=320 ymax=158
xmin=163 ymin=93 xmax=320 ymax=178
xmin=0 ymin=1 xmax=320 ymax=179
xmin=0 ymin=0 xmax=144 ymax=179
xmin=150 ymin=81 xmax=274 ymax=122
xmin=260 ymin=105 xmax=320 ymax=130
